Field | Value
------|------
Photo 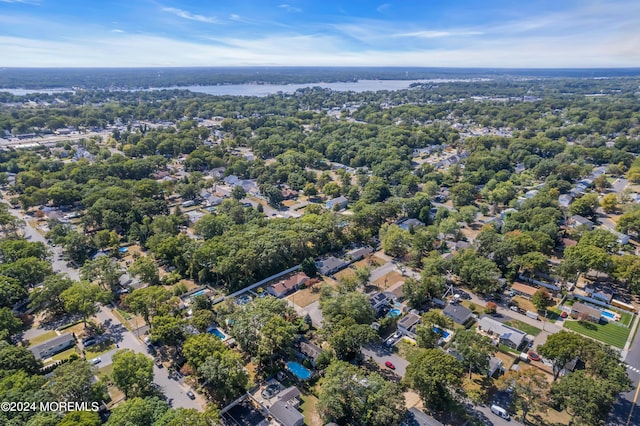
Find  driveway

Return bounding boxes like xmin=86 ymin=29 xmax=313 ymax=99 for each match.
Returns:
xmin=362 ymin=343 xmax=409 ymax=377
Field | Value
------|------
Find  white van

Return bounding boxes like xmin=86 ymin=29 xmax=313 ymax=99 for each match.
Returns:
xmin=490 ymin=405 xmax=510 ymax=420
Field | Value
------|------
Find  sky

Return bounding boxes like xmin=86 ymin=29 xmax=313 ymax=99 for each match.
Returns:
xmin=0 ymin=0 xmax=639 ymax=68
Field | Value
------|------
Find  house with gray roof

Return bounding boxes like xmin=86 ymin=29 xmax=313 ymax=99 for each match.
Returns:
xmin=29 ymin=333 xmax=75 ymax=360
xmin=477 ymin=316 xmax=527 ymax=349
xmin=316 ymin=256 xmax=349 ymax=275
xmin=443 ymin=304 xmax=472 ymax=325
xmin=269 ymin=400 xmax=304 ymax=426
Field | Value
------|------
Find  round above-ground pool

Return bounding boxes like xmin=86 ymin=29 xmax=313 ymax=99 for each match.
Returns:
xmin=387 ymin=308 xmax=402 ymax=318
xmin=286 ymin=361 xmax=312 ymax=380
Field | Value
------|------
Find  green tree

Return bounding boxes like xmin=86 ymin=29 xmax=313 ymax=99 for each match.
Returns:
xmin=0 ymin=307 xmax=22 ymax=340
xmin=190 ymin=309 xmax=214 ymax=333
xmin=617 ymin=208 xmax=640 ymax=235
xmin=416 ymin=311 xmax=453 ymax=349
xmin=154 ymin=406 xmax=221 ymax=426
xmin=551 ymin=370 xmax=618 ymax=426
xmin=600 ymin=193 xmax=618 ymax=213
xmin=569 ymin=193 xmax=599 ymax=218
xmin=183 ymin=333 xmax=225 ymax=370
xmin=129 ymin=256 xmax=160 ymax=286
xmin=193 ymin=214 xmax=232 ymax=240
xmin=28 ymin=274 xmax=73 ymax=315
xmin=80 ymin=256 xmax=123 ymax=292
xmin=453 ymin=330 xmax=497 ymax=378
xmin=328 ymin=318 xmax=377 ymax=360
xmin=303 ymin=183 xmax=317 ymax=196
xmin=198 ymin=350 xmax=248 ymax=403
xmin=537 ymin=330 xmax=583 ymax=381
xmin=111 ymin=349 xmax=154 ymax=398
xmin=47 ymin=359 xmax=95 ymax=403
xmin=300 ymin=257 xmax=317 ymax=277
xmin=531 ymin=289 xmax=554 ymax=313
xmin=319 ymin=290 xmax=375 ymax=327
xmin=322 ymin=182 xmax=342 ymax=198
xmin=450 ymin=182 xmax=477 ymax=207
xmin=0 ymin=257 xmax=52 ymax=288
xmin=380 ymin=223 xmax=410 ymax=258
xmin=104 ymin=396 xmax=169 ymax=426
xmin=0 ymin=274 xmax=26 ymax=308
xmin=318 ymin=361 xmax=405 ymax=426
xmin=151 ymin=315 xmax=185 ymax=348
xmin=230 ymin=186 xmax=246 ymax=200
xmin=61 ymin=282 xmax=110 ymax=326
xmin=404 ymin=348 xmax=464 ymax=411
xmin=125 ymin=286 xmax=172 ymax=327
xmin=58 ymin=411 xmax=101 ymax=426
xmin=497 ymin=368 xmax=549 ymax=423
xmin=0 ymin=340 xmax=42 ymax=375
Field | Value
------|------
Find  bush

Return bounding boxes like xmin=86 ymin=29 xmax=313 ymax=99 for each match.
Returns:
xmin=485 ymin=302 xmax=497 ymax=314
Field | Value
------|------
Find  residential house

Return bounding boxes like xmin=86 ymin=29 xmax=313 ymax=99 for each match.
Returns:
xmin=570 ymin=302 xmax=601 ymax=322
xmin=488 ymin=356 xmax=504 ymax=377
xmin=511 ymin=282 xmax=539 ymax=299
xmin=298 ymin=341 xmax=322 ymax=367
xmin=267 ymin=273 xmax=309 ymax=298
xmin=401 ymin=408 xmax=444 ymax=426
xmin=29 ymin=334 xmax=75 ymax=360
xmin=568 ymin=215 xmax=594 ymax=230
xmin=443 ymin=304 xmax=472 ymax=325
xmin=326 ymin=196 xmax=348 ymax=210
xmin=397 ymin=218 xmax=425 ymax=232
xmin=397 ymin=312 xmax=421 ymax=339
xmin=369 ymin=291 xmax=390 ymax=315
xmin=281 ymin=188 xmax=299 ymax=200
xmin=347 ymin=246 xmax=373 ymax=261
xmin=276 ymin=386 xmax=301 ymax=408
xmin=316 ymin=257 xmax=349 ymax=276
xmin=477 ymin=316 xmax=527 ymax=349
xmin=558 ymin=194 xmax=573 ymax=208
xmin=585 ymin=286 xmax=613 ymax=304
xmin=269 ymin=400 xmax=304 ymax=426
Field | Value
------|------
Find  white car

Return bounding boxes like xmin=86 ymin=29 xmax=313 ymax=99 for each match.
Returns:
xmin=392 ymin=331 xmax=402 ymax=339
xmin=89 ymin=357 xmax=101 ymax=365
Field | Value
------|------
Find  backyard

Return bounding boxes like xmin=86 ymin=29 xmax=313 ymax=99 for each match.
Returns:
xmin=504 ymin=319 xmax=542 ymax=337
xmin=564 ymin=320 xmax=631 ymax=348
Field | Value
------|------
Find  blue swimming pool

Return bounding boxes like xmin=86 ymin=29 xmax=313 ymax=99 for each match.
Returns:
xmin=433 ymin=326 xmax=450 ymax=339
xmin=387 ymin=308 xmax=401 ymax=318
xmin=191 ymin=289 xmax=206 ymax=297
xmin=601 ymin=310 xmax=615 ymax=319
xmin=207 ymin=328 xmax=225 ymax=339
xmin=286 ymin=361 xmax=312 ymax=380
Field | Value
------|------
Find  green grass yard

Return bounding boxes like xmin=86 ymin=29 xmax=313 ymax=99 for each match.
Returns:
xmin=84 ymin=341 xmax=115 ymax=359
xmin=564 ymin=320 xmax=630 ymax=348
xmin=504 ymin=320 xmax=542 ymax=336
xmin=27 ymin=330 xmax=58 ymax=346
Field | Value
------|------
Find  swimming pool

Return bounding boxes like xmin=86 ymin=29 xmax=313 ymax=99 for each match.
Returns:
xmin=601 ymin=310 xmax=617 ymax=320
xmin=387 ymin=308 xmax=401 ymax=318
xmin=286 ymin=361 xmax=312 ymax=380
xmin=433 ymin=326 xmax=450 ymax=339
xmin=207 ymin=328 xmax=226 ymax=340
xmin=191 ymin=289 xmax=206 ymax=298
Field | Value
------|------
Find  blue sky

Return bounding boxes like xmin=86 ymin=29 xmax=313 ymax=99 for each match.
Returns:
xmin=0 ymin=0 xmax=639 ymax=67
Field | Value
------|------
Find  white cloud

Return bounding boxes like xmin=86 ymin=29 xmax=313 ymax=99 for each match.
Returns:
xmin=0 ymin=0 xmax=40 ymax=4
xmin=376 ymin=3 xmax=390 ymax=13
xmin=394 ymin=30 xmax=483 ymax=38
xmin=161 ymin=7 xmax=217 ymax=24
xmin=230 ymin=14 xmax=240 ymax=21
xmin=278 ymin=4 xmax=302 ymax=13
xmin=111 ymin=29 xmax=124 ymax=33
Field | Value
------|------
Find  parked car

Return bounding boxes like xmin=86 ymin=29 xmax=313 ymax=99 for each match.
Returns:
xmin=385 ymin=337 xmax=396 ymax=347
xmin=82 ymin=338 xmax=97 ymax=347
xmin=560 ymin=311 xmax=568 ymax=318
xmin=527 ymin=351 xmax=541 ymax=362
xmin=89 ymin=357 xmax=101 ymax=365
xmin=392 ymin=331 xmax=401 ymax=339
xmin=186 ymin=390 xmax=196 ymax=400
xmin=385 ymin=361 xmax=396 ymax=370
xmin=509 ymin=305 xmax=520 ymax=312
xmin=490 ymin=405 xmax=510 ymax=420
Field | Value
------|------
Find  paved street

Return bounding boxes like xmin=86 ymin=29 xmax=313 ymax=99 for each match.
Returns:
xmin=362 ymin=343 xmax=409 ymax=377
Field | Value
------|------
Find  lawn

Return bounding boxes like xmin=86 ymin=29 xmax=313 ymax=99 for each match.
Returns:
xmin=352 ymin=256 xmax=381 ymax=270
xmin=564 ymin=320 xmax=630 ymax=348
xmin=27 ymin=330 xmax=58 ymax=346
xmin=334 ymin=268 xmax=355 ymax=282
xmin=287 ymin=285 xmax=322 ymax=308
xmin=505 ymin=320 xmax=542 ymax=337
xmin=617 ymin=310 xmax=634 ymax=327
xmin=300 ymin=393 xmax=322 ymax=426
xmin=45 ymin=347 xmax=80 ymax=365
xmin=511 ymin=296 xmax=537 ymax=313
xmin=373 ymin=271 xmax=404 ymax=290
xmin=85 ymin=341 xmax=115 ymax=359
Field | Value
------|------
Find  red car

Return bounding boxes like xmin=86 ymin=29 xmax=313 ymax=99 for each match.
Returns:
xmin=527 ymin=351 xmax=541 ymax=362
xmin=561 ymin=311 xmax=568 ymax=318
xmin=385 ymin=361 xmax=396 ymax=370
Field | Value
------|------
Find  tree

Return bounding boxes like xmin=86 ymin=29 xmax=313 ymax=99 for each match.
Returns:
xmin=0 ymin=340 xmax=42 ymax=374
xmin=183 ymin=333 xmax=225 ymax=370
xmin=258 ymin=315 xmax=298 ymax=365
xmin=198 ymin=350 xmax=248 ymax=403
xmin=303 ymin=183 xmax=317 ymax=196
xmin=450 ymin=182 xmax=477 ymax=207
xmin=125 ymin=286 xmax=172 ymax=327
xmin=104 ymin=396 xmax=169 ymax=426
xmin=380 ymin=223 xmax=410 ymax=258
xmin=93 ymin=229 xmax=120 ymax=251
xmin=322 ymin=182 xmax=342 ymax=199
xmin=129 ymin=256 xmax=160 ymax=286
xmin=404 ymin=348 xmax=464 ymax=411
xmin=190 ymin=309 xmax=214 ymax=333
xmin=354 ymin=266 xmax=371 ymax=288
xmin=569 ymin=193 xmax=599 ymax=218
xmin=497 ymin=368 xmax=549 ymax=423
xmin=617 ymin=208 xmax=640 ymax=235
xmin=230 ymin=186 xmax=246 ymax=200
xmin=47 ymin=359 xmax=95 ymax=403
xmin=61 ymin=231 xmax=96 ymax=264
xmin=0 ymin=307 xmax=22 ymax=340
xmin=614 ymin=254 xmax=640 ymax=294
xmin=318 ymin=361 xmax=405 ymax=426
xmin=537 ymin=330 xmax=583 ymax=381
xmin=111 ymin=349 xmax=154 ymax=398
xmin=320 ymin=291 xmax=375 ymax=327
xmin=28 ymin=274 xmax=73 ymax=316
xmin=453 ymin=330 xmax=496 ymax=378
xmin=0 ymin=257 xmax=52 ymax=288
xmin=600 ymin=193 xmax=618 ymax=213
xmin=450 ymin=250 xmax=501 ymax=294
xmin=154 ymin=406 xmax=221 ymax=426
xmin=593 ymin=174 xmax=611 ymax=192
xmin=58 ymin=411 xmax=101 ymax=426
xmin=328 ymin=318 xmax=377 ymax=360
xmin=531 ymin=289 xmax=553 ymax=313
xmin=0 ymin=274 xmax=26 ymax=308
xmin=551 ymin=370 xmax=618 ymax=426
xmin=80 ymin=256 xmax=123 ymax=292
xmin=300 ymin=257 xmax=317 ymax=277
xmin=194 ymin=214 xmax=232 ymax=240
xmin=61 ymin=282 xmax=110 ymax=326
xmin=151 ymin=315 xmax=185 ymax=348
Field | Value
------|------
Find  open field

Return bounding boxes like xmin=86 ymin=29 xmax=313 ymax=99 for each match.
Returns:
xmin=372 ymin=271 xmax=404 ymax=290
xmin=564 ymin=320 xmax=630 ymax=348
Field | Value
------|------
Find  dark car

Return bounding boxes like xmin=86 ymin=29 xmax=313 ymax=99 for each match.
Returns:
xmin=82 ymin=338 xmax=97 ymax=347
xmin=186 ymin=391 xmax=196 ymax=400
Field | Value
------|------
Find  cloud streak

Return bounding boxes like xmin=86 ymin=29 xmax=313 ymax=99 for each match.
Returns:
xmin=278 ymin=4 xmax=302 ymax=13
xmin=161 ymin=7 xmax=217 ymax=24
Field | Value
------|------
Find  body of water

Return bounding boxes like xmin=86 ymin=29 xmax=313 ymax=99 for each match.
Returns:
xmin=207 ymin=327 xmax=226 ymax=340
xmin=2 ymin=78 xmax=486 ymax=97
xmin=286 ymin=361 xmax=312 ymax=380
